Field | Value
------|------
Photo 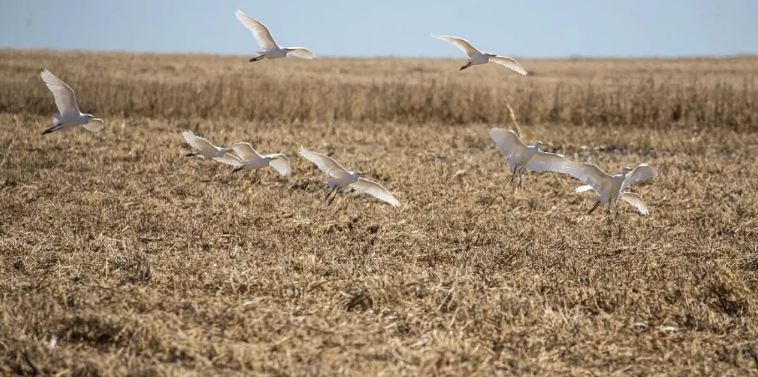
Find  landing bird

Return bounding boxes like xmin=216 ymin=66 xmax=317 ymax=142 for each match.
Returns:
xmin=40 ymin=69 xmax=104 ymax=135
xmin=181 ymin=131 xmax=236 ymax=163
xmin=568 ymin=163 xmax=658 ymax=215
xmin=431 ymin=34 xmax=527 ymax=75
xmin=235 ymin=9 xmax=314 ymax=62
xmin=489 ymin=128 xmax=576 ymax=187
xmin=215 ymin=142 xmax=291 ymax=177
xmin=298 ymin=146 xmax=400 ymax=207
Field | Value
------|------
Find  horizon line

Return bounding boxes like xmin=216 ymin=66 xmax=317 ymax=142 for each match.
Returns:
xmin=2 ymin=47 xmax=757 ymax=61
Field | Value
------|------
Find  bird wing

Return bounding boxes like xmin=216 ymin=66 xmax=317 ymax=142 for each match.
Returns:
xmin=351 ymin=177 xmax=400 ymax=207
xmin=431 ymin=34 xmax=480 ymax=58
xmin=40 ymin=69 xmax=80 ymax=115
xmin=489 ymin=128 xmax=529 ymax=169
xmin=298 ymin=146 xmax=350 ymax=178
xmin=182 ymin=131 xmax=220 ymax=157
xmin=82 ymin=118 xmax=104 ymax=132
xmin=230 ymin=142 xmax=262 ymax=161
xmin=621 ymin=192 xmax=650 ymax=215
xmin=525 ymin=151 xmax=576 ymax=174
xmin=287 ymin=48 xmax=314 ymax=59
xmin=622 ymin=163 xmax=658 ymax=190
xmin=265 ymin=153 xmax=291 ymax=177
xmin=235 ymin=9 xmax=278 ymax=50
xmin=489 ymin=56 xmax=528 ymax=76
xmin=564 ymin=162 xmax=614 ymax=191
xmin=213 ymin=153 xmax=243 ymax=167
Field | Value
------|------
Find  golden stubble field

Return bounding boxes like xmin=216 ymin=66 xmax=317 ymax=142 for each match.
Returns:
xmin=1 ymin=50 xmax=757 ymax=376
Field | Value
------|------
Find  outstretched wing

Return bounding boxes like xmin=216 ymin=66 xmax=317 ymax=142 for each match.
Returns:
xmin=230 ymin=142 xmax=262 ymax=161
xmin=489 ymin=56 xmax=528 ymax=76
xmin=40 ymin=69 xmax=80 ymax=115
xmin=351 ymin=177 xmax=400 ymax=207
xmin=213 ymin=153 xmax=243 ymax=167
xmin=286 ymin=48 xmax=314 ymax=59
xmin=265 ymin=153 xmax=291 ymax=177
xmin=298 ymin=146 xmax=350 ymax=178
xmin=431 ymin=34 xmax=481 ymax=57
xmin=235 ymin=9 xmax=278 ymax=50
xmin=182 ymin=131 xmax=221 ymax=157
xmin=621 ymin=192 xmax=649 ymax=215
xmin=82 ymin=118 xmax=104 ymax=132
xmin=622 ymin=163 xmax=658 ymax=191
xmin=564 ymin=162 xmax=614 ymax=192
xmin=526 ymin=151 xmax=576 ymax=175
xmin=489 ymin=128 xmax=529 ymax=169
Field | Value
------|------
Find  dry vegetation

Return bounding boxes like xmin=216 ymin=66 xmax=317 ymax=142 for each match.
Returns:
xmin=1 ymin=50 xmax=757 ymax=376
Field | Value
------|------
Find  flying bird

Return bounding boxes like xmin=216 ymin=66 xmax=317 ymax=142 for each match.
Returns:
xmin=431 ymin=34 xmax=527 ymax=75
xmin=489 ymin=128 xmax=576 ymax=187
xmin=40 ymin=69 xmax=104 ymax=135
xmin=235 ymin=9 xmax=314 ymax=62
xmin=181 ymin=131 xmax=237 ymax=163
xmin=299 ymin=146 xmax=400 ymax=207
xmin=215 ymin=142 xmax=291 ymax=177
xmin=568 ymin=163 xmax=658 ymax=215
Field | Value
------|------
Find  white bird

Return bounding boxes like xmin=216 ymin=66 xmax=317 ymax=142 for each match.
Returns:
xmin=181 ymin=131 xmax=236 ymax=163
xmin=489 ymin=128 xmax=576 ymax=187
xmin=568 ymin=163 xmax=658 ymax=215
xmin=40 ymin=69 xmax=104 ymax=135
xmin=215 ymin=142 xmax=291 ymax=178
xmin=431 ymin=34 xmax=527 ymax=75
xmin=235 ymin=9 xmax=314 ymax=62
xmin=298 ymin=146 xmax=400 ymax=207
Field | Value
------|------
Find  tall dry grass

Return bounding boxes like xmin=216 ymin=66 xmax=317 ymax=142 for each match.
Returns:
xmin=1 ymin=50 xmax=757 ymax=130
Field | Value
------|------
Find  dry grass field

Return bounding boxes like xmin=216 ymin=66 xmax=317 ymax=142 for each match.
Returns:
xmin=1 ymin=50 xmax=758 ymax=376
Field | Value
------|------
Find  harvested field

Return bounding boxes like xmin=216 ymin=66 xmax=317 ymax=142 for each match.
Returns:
xmin=1 ymin=50 xmax=757 ymax=376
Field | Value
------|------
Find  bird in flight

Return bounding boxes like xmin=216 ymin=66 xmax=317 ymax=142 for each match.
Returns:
xmin=215 ymin=142 xmax=291 ymax=178
xmin=40 ymin=69 xmax=104 ymax=135
xmin=181 ymin=131 xmax=237 ymax=162
xmin=299 ymin=146 xmax=400 ymax=207
xmin=431 ymin=34 xmax=527 ymax=75
xmin=568 ymin=163 xmax=658 ymax=215
xmin=235 ymin=9 xmax=314 ymax=62
xmin=490 ymin=128 xmax=575 ymax=187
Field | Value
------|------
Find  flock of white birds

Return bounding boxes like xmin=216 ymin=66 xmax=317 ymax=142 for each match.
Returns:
xmin=37 ymin=9 xmax=657 ymax=214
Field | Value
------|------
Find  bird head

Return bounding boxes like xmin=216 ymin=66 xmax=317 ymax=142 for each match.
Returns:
xmin=84 ymin=113 xmax=95 ymax=119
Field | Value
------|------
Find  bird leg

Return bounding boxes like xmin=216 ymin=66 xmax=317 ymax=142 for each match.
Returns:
xmin=41 ymin=125 xmax=61 ymax=135
xmin=249 ymin=55 xmax=264 ymax=62
xmin=325 ymin=186 xmax=337 ymax=200
xmin=508 ymin=167 xmax=516 ymax=184
xmin=588 ymin=200 xmax=600 ymax=214
xmin=327 ymin=188 xmax=340 ymax=206
xmin=459 ymin=62 xmax=472 ymax=71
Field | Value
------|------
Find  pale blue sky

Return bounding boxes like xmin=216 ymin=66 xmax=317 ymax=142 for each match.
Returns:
xmin=1 ymin=0 xmax=757 ymax=58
